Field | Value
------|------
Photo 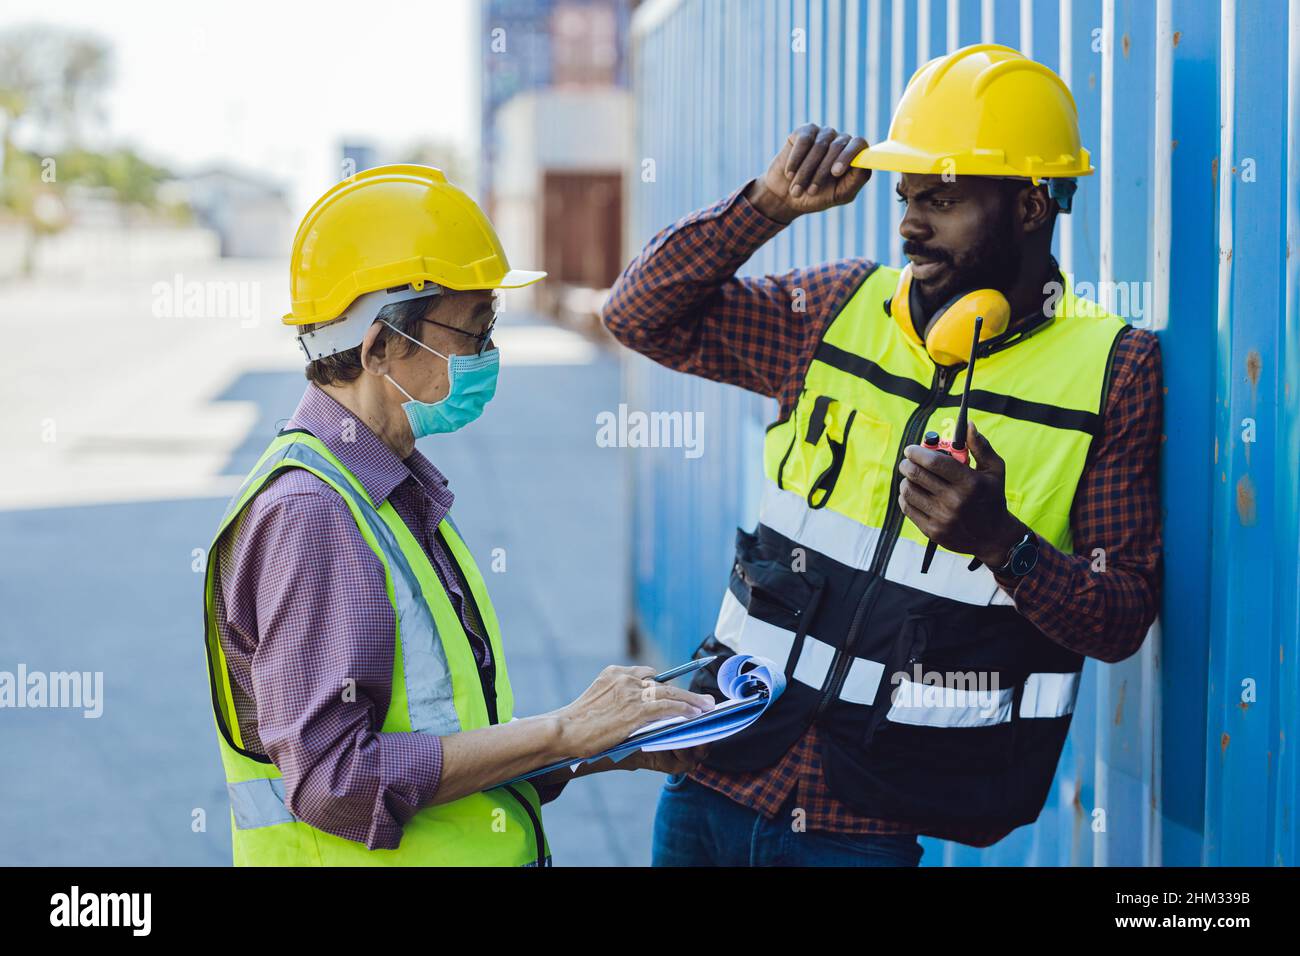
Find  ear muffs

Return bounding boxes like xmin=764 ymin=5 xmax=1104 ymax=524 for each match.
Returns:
xmin=887 ymin=263 xmax=1011 ymax=365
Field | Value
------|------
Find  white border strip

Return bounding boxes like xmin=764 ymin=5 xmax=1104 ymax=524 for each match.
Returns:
xmin=1058 ymin=0 xmax=1075 ymax=276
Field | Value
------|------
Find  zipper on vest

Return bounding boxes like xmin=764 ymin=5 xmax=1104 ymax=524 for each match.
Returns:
xmin=502 ymin=783 xmax=548 ymax=867
xmin=813 ymin=362 xmax=952 ymax=719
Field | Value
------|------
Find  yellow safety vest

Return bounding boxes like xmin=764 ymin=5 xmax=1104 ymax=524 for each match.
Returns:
xmin=690 ymin=264 xmax=1129 ymax=832
xmin=203 ymin=429 xmax=550 ymax=865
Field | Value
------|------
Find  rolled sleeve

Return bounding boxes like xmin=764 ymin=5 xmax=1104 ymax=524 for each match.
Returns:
xmin=229 ymin=479 xmax=444 ymax=849
xmin=602 ymin=180 xmax=857 ymax=402
xmin=375 ymin=731 xmax=444 ymax=842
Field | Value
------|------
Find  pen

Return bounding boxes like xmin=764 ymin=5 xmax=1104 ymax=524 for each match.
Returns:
xmin=652 ymin=655 xmax=718 ymax=683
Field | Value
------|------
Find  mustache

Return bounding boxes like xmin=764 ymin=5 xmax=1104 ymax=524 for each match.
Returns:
xmin=902 ymin=241 xmax=950 ymax=264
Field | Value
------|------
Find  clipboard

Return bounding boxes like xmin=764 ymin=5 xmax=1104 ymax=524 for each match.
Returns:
xmin=496 ymin=654 xmax=785 ymax=786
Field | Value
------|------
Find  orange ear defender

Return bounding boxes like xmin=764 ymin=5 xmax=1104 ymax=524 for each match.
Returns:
xmin=888 ymin=263 xmax=1011 ymax=365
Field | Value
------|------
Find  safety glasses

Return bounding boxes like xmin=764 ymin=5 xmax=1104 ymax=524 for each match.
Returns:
xmin=419 ymin=290 xmax=502 ymax=356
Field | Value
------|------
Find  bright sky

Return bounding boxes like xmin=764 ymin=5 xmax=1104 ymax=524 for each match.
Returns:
xmin=0 ymin=0 xmax=479 ymax=214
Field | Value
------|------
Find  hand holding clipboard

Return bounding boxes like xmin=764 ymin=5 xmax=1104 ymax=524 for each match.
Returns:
xmin=498 ymin=654 xmax=785 ymax=785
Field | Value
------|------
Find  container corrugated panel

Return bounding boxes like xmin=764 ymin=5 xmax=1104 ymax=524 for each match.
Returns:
xmin=623 ymin=0 xmax=1299 ymax=866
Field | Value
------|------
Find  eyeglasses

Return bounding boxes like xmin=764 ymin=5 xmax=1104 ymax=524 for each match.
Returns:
xmin=419 ymin=292 xmax=501 ymax=356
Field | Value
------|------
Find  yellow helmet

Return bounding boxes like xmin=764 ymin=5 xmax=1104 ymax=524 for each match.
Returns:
xmin=283 ymin=164 xmax=545 ymax=327
xmin=851 ymin=44 xmax=1092 ymax=184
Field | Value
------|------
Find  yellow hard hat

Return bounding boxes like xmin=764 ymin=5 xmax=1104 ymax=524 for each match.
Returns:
xmin=851 ymin=44 xmax=1092 ymax=183
xmin=283 ymin=164 xmax=545 ymax=327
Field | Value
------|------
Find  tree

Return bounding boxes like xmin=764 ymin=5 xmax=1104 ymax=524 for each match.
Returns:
xmin=0 ymin=24 xmax=111 ymax=154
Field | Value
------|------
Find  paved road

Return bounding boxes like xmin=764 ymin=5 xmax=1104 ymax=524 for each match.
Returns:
xmin=0 ymin=262 xmax=669 ymax=866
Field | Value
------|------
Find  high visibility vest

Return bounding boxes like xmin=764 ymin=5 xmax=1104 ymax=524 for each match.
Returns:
xmin=202 ymin=429 xmax=550 ymax=866
xmin=690 ymin=264 xmax=1130 ymax=831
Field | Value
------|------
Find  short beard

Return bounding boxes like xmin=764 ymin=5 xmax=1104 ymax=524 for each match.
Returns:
xmin=911 ymin=205 xmax=1021 ymax=316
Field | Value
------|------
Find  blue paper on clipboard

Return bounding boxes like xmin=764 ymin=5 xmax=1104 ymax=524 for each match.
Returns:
xmin=499 ymin=654 xmax=785 ymax=786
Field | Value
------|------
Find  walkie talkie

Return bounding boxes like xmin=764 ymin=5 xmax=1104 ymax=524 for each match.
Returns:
xmin=919 ymin=316 xmax=983 ymax=574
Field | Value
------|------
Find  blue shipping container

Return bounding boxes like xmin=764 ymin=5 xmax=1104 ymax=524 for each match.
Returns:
xmin=621 ymin=0 xmax=1300 ymax=866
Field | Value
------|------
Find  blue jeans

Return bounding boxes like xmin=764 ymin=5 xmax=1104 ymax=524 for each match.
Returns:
xmin=652 ymin=772 xmax=924 ymax=867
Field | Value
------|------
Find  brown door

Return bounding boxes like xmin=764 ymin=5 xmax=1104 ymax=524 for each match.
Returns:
xmin=541 ymin=171 xmax=623 ymax=288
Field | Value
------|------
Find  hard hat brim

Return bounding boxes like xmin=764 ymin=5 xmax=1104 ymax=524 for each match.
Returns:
xmin=849 ymin=140 xmax=1094 ymax=179
xmin=283 ymin=268 xmax=549 ymax=325
xmin=849 ymin=140 xmax=954 ymax=173
xmin=494 ymin=268 xmax=548 ymax=289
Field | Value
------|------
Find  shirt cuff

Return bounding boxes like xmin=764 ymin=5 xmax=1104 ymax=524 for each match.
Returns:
xmin=992 ymin=531 xmax=1067 ymax=611
xmin=728 ymin=178 xmax=794 ymax=235
xmin=370 ymin=731 xmax=444 ymax=848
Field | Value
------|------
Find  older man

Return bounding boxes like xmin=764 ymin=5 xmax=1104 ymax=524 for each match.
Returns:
xmin=202 ymin=165 xmax=712 ymax=866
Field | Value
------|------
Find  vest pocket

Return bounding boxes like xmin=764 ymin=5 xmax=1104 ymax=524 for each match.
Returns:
xmin=894 ymin=616 xmax=1025 ymax=765
xmin=778 ymin=393 xmax=893 ymax=521
xmin=690 ymin=529 xmax=830 ymax=769
xmin=822 ymin=576 xmax=1078 ymax=827
xmin=806 ymin=405 xmax=856 ymax=510
xmin=776 ymin=392 xmax=851 ymax=507
xmin=705 ymin=528 xmax=826 ymax=678
xmin=837 ymin=406 xmax=895 ymax=527
xmin=850 ymin=719 xmax=1019 ymax=825
xmin=850 ymin=611 xmax=1021 ymax=822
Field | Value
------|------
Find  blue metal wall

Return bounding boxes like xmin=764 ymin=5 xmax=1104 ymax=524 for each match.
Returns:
xmin=623 ymin=0 xmax=1300 ymax=866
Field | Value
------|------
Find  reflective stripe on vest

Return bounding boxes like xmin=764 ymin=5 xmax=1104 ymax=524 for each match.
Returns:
xmin=204 ymin=429 xmax=548 ymax=866
xmin=224 ymin=437 xmax=461 ymax=736
xmin=763 ymin=264 xmax=1128 ymax=559
xmin=714 ymin=568 xmax=1081 ymax=719
xmin=756 ymin=478 xmax=1016 ymax=607
xmin=698 ymin=264 xmax=1125 ymax=828
xmin=228 ymin=778 xmax=298 ymax=829
xmin=884 ymin=671 xmax=1081 ymax=727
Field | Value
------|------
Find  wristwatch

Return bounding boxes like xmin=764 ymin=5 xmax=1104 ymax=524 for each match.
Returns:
xmin=993 ymin=531 xmax=1039 ymax=577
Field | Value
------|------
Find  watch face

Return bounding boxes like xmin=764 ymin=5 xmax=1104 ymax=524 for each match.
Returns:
xmin=1010 ymin=538 xmax=1039 ymax=576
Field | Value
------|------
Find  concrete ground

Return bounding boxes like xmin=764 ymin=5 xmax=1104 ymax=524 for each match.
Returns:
xmin=0 ymin=260 xmax=669 ymax=866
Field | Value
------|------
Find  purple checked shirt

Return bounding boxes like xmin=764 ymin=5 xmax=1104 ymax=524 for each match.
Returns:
xmin=211 ymin=383 xmax=558 ymax=851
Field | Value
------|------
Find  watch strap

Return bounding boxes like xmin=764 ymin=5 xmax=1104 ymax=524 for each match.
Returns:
xmin=994 ymin=531 xmax=1034 ymax=576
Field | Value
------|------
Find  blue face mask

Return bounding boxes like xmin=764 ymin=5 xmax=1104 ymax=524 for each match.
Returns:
xmin=381 ymin=321 xmax=500 ymax=439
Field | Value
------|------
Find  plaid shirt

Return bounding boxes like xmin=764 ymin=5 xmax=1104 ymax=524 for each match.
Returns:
xmin=211 ymin=384 xmax=562 ymax=851
xmin=603 ymin=182 xmax=1163 ymax=847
